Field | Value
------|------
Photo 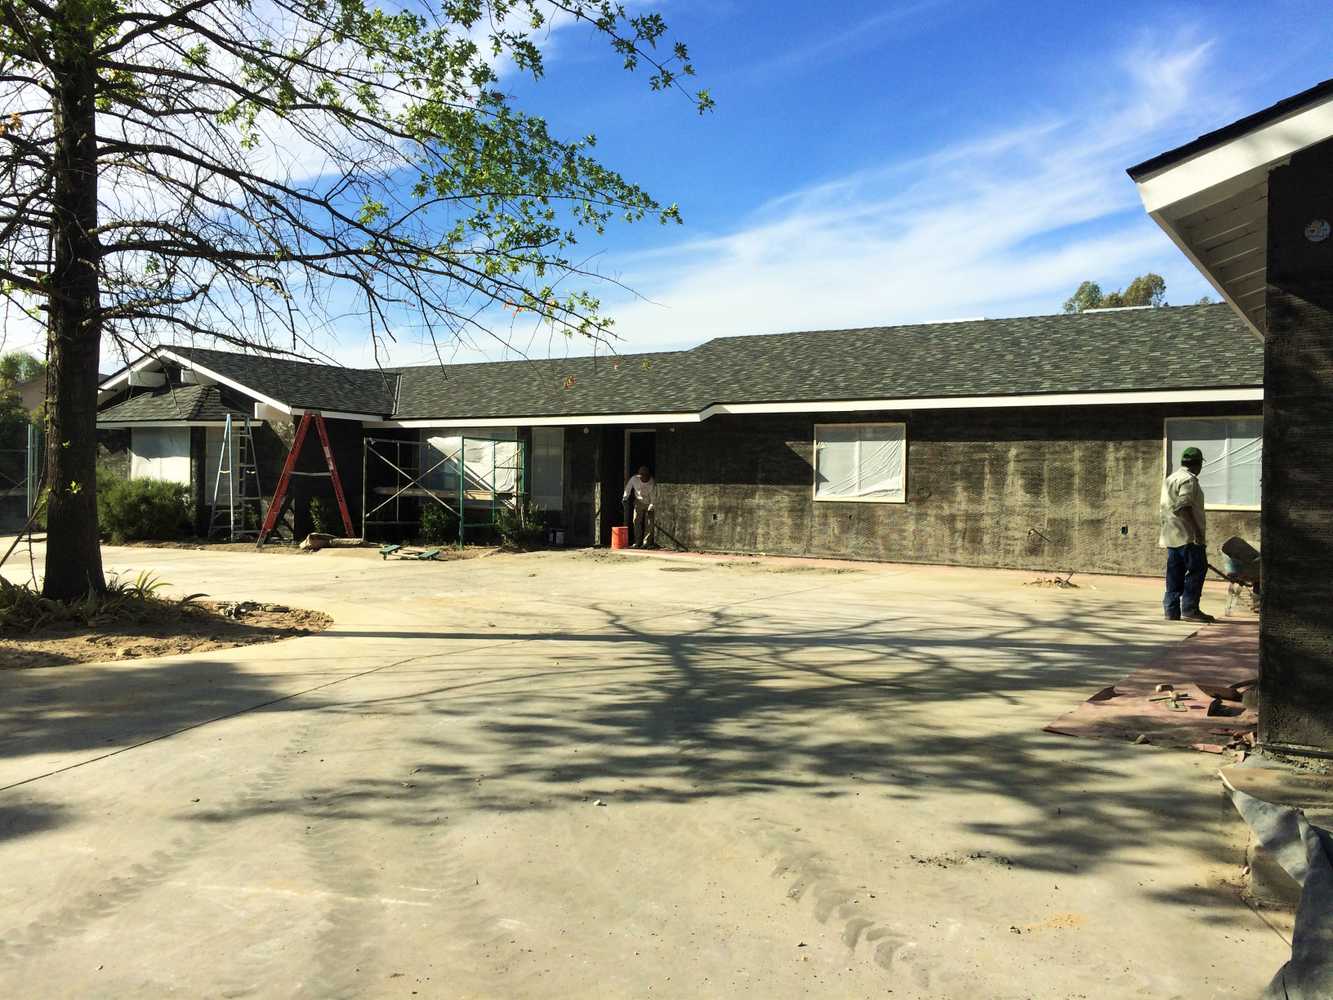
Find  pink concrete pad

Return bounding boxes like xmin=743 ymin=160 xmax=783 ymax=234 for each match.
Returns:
xmin=1045 ymin=622 xmax=1258 ymax=754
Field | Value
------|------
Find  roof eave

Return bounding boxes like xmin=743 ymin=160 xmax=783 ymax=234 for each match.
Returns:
xmin=1129 ymin=85 xmax=1333 ymax=339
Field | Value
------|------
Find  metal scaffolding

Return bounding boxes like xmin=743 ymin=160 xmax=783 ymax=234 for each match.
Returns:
xmin=0 ymin=424 xmax=42 ymax=529
xmin=361 ymin=434 xmax=526 ymax=545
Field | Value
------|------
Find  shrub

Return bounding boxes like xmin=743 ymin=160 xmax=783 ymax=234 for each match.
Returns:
xmin=97 ymin=475 xmax=193 ymax=543
xmin=308 ymin=496 xmax=330 ymax=536
xmin=495 ymin=499 xmax=545 ymax=550
xmin=419 ymin=502 xmax=459 ymax=545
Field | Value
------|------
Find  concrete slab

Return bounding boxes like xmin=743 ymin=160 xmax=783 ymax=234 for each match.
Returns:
xmin=0 ymin=544 xmax=1284 ymax=997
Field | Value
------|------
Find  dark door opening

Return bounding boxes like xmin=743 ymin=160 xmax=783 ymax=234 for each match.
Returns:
xmin=624 ymin=429 xmax=657 ymax=482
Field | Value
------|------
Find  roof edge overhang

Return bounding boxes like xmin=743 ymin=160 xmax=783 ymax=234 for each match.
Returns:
xmin=98 ymin=349 xmax=389 ymax=421
xmin=1128 ymin=82 xmax=1333 ymax=339
xmin=369 ymin=386 xmax=1263 ymax=428
xmin=97 ymin=420 xmax=232 ymax=429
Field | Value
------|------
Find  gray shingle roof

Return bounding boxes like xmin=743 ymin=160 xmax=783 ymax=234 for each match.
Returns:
xmin=97 ymin=384 xmax=248 ymax=423
xmin=101 ymin=304 xmax=1262 ymax=423
xmin=685 ymin=304 xmax=1261 ymax=405
xmin=389 ymin=351 xmax=697 ymax=420
xmin=391 ymin=303 xmax=1261 ymax=419
xmin=169 ymin=346 xmax=399 ymax=416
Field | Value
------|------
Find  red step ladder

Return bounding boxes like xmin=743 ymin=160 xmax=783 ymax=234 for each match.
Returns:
xmin=257 ymin=412 xmax=355 ymax=546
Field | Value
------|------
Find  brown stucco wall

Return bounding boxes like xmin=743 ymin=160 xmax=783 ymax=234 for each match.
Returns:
xmin=1259 ymin=139 xmax=1333 ymax=752
xmin=642 ymin=401 xmax=1261 ymax=578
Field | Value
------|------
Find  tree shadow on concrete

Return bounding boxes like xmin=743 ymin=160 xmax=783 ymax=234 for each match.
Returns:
xmin=181 ymin=593 xmax=1249 ymax=924
xmin=0 ymin=658 xmax=290 ymax=769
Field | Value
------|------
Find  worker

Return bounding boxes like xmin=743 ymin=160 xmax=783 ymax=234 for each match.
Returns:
xmin=622 ymin=465 xmax=657 ymax=549
xmin=1159 ymin=446 xmax=1215 ymax=623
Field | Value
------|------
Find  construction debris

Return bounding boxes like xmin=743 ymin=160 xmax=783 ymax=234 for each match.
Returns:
xmin=1024 ymin=571 xmax=1078 ymax=588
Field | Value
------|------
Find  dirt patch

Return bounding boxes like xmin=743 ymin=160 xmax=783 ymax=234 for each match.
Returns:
xmin=115 ymin=540 xmax=497 ymax=562
xmin=1 ymin=600 xmax=332 ymax=669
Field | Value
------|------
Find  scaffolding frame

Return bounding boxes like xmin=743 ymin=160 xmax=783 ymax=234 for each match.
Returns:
xmin=361 ymin=434 xmax=527 ymax=545
xmin=0 ymin=424 xmax=42 ymax=524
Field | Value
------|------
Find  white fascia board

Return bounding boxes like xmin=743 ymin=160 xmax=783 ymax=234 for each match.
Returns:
xmin=367 ymin=411 xmax=702 ymax=429
xmin=366 ymin=388 xmax=1263 ymax=429
xmin=1134 ymin=94 xmax=1333 ymax=216
xmin=703 ymin=389 xmax=1263 ymax=416
xmin=99 ymin=420 xmax=230 ymax=429
xmin=289 ymin=406 xmax=386 ymax=422
xmin=99 ymin=352 xmax=164 ymax=391
xmin=153 ymin=349 xmax=292 ymax=415
xmin=254 ymin=402 xmax=289 ymax=421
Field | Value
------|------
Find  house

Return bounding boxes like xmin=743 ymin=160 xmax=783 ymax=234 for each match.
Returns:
xmin=1128 ymin=79 xmax=1333 ymax=754
xmin=96 ymin=302 xmax=1263 ymax=575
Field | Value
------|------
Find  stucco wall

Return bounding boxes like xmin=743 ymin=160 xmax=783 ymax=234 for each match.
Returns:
xmin=1259 ymin=139 xmax=1333 ymax=751
xmin=647 ymin=402 xmax=1261 ymax=578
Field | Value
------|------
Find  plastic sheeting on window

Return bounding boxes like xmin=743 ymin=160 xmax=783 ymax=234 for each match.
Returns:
xmin=815 ymin=423 xmax=905 ymax=501
xmin=130 ymin=427 xmax=191 ymax=484
xmin=423 ymin=428 xmax=520 ymax=496
xmin=1167 ymin=417 xmax=1262 ymax=508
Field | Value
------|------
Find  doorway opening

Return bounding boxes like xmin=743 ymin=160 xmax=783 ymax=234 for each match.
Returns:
xmin=623 ymin=429 xmax=657 ymax=483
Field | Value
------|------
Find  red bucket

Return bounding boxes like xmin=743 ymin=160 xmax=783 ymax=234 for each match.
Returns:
xmin=611 ymin=526 xmax=630 ymax=550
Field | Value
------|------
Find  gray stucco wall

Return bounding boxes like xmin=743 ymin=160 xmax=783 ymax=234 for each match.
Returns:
xmin=1259 ymin=139 xmax=1333 ymax=752
xmin=648 ymin=402 xmax=1261 ymax=578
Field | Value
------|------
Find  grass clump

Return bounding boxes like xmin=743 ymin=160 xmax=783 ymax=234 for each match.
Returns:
xmin=0 ymin=571 xmax=203 ymax=636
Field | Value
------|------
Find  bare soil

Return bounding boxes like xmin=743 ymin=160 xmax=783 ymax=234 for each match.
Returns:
xmin=0 ymin=600 xmax=332 ymax=669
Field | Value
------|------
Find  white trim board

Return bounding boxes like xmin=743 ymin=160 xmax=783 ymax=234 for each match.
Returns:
xmin=99 ymin=420 xmax=231 ymax=429
xmin=1133 ymin=93 xmax=1333 ymax=216
xmin=368 ymin=387 xmax=1263 ymax=429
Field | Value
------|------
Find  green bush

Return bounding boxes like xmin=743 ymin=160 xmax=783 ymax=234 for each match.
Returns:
xmin=495 ymin=499 xmax=545 ymax=550
xmin=97 ymin=475 xmax=193 ymax=543
xmin=419 ymin=502 xmax=459 ymax=545
xmin=308 ymin=496 xmax=331 ymax=536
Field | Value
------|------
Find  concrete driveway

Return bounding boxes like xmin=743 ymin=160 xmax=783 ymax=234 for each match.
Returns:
xmin=0 ymin=544 xmax=1282 ymax=998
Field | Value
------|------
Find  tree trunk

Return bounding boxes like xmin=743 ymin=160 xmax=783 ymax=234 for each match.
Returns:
xmin=42 ymin=0 xmax=104 ymax=600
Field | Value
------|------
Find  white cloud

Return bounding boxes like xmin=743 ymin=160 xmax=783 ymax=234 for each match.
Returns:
xmin=581 ymin=35 xmax=1231 ymax=353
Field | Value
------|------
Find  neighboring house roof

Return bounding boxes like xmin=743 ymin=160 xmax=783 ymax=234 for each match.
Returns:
xmin=97 ymin=384 xmax=247 ymax=424
xmin=96 ymin=303 xmax=1264 ymax=426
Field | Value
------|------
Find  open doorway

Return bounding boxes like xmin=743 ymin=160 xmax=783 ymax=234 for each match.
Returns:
xmin=623 ymin=429 xmax=657 ymax=482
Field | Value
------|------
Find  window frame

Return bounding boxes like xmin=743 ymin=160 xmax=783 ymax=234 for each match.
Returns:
xmin=1162 ymin=415 xmax=1262 ymax=512
xmin=812 ymin=421 xmax=908 ymax=505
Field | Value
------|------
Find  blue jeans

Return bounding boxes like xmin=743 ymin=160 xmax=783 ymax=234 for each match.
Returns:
xmin=1164 ymin=543 xmax=1206 ymax=618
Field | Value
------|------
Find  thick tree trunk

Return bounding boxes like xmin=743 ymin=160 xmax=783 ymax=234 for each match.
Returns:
xmin=42 ymin=1 xmax=104 ymax=600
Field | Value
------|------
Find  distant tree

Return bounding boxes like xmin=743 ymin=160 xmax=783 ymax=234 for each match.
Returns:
xmin=1063 ymin=273 xmax=1167 ymax=312
xmin=1196 ymin=295 xmax=1216 ymax=305
xmin=0 ymin=351 xmax=45 ymax=387
xmin=1062 ymin=281 xmax=1105 ymax=314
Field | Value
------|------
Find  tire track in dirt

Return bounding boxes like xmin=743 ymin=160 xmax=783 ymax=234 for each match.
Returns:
xmin=0 ymin=714 xmax=319 ymax=973
xmin=750 ymin=818 xmax=940 ymax=992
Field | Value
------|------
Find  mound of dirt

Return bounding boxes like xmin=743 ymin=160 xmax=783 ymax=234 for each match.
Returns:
xmin=1 ymin=600 xmax=332 ymax=669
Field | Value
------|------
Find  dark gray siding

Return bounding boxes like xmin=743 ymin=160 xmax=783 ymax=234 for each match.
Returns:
xmin=644 ymin=403 xmax=1261 ymax=578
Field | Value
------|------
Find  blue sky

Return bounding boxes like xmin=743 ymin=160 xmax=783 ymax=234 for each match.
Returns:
xmin=4 ymin=1 xmax=1329 ymax=370
xmin=376 ymin=0 xmax=1327 ymax=367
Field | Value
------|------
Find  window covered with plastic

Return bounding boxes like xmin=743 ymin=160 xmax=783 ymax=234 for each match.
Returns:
xmin=1165 ymin=416 xmax=1262 ymax=509
xmin=814 ymin=423 xmax=906 ymax=502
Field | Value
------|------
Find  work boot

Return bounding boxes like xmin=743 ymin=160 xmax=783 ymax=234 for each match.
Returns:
xmin=1181 ymin=610 xmax=1216 ymax=624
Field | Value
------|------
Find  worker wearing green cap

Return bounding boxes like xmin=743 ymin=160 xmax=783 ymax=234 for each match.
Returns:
xmin=1159 ymin=446 xmax=1214 ymax=623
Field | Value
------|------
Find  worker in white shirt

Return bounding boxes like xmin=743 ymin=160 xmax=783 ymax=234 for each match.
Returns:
xmin=1159 ymin=446 xmax=1215 ymax=623
xmin=622 ymin=465 xmax=657 ymax=548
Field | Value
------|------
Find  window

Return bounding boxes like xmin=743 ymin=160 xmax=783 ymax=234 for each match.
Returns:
xmin=530 ymin=426 xmax=564 ymax=512
xmin=1164 ymin=416 xmax=1262 ymax=509
xmin=422 ymin=427 xmax=520 ymax=495
xmin=814 ymin=423 xmax=906 ymax=502
xmin=130 ymin=427 xmax=191 ymax=484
